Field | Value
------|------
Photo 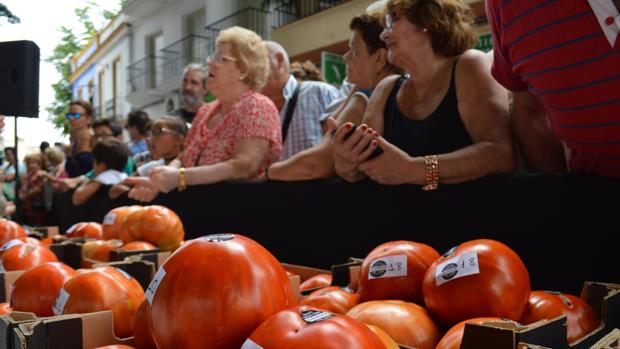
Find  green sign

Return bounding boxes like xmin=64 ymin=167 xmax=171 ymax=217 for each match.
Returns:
xmin=475 ymin=33 xmax=493 ymax=53
xmin=321 ymin=52 xmax=346 ymax=86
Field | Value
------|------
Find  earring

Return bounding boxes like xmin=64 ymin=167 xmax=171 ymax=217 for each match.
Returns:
xmin=239 ymin=76 xmax=245 ymax=81
xmin=422 ymin=28 xmax=428 ymax=33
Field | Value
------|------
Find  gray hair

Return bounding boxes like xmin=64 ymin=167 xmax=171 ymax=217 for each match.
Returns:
xmin=265 ymin=41 xmax=291 ymax=72
xmin=182 ymin=63 xmax=208 ymax=86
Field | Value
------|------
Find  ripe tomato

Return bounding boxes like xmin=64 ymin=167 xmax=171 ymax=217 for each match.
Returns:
xmin=299 ymin=286 xmax=360 ymax=314
xmin=10 ymin=262 xmax=76 ymax=316
xmin=102 ymin=206 xmax=142 ymax=240
xmin=0 ymin=219 xmax=26 ymax=245
xmin=357 ymin=240 xmax=439 ymax=303
xmin=65 ymin=222 xmax=103 ymax=239
xmin=366 ymin=324 xmax=400 ymax=349
xmin=346 ymin=300 xmax=440 ymax=349
xmin=81 ymin=240 xmax=124 ymax=268
xmin=299 ymin=273 xmax=332 ymax=291
xmin=520 ymin=291 xmax=600 ymax=343
xmin=122 ymin=241 xmax=156 ymax=251
xmin=0 ymin=237 xmax=42 ymax=257
xmin=1 ymin=243 xmax=58 ymax=271
xmin=147 ymin=234 xmax=296 ymax=349
xmin=133 ymin=299 xmax=157 ymax=349
xmin=0 ymin=302 xmax=11 ymax=315
xmin=243 ymin=305 xmax=386 ymax=349
xmin=59 ymin=266 xmax=144 ymax=338
xmin=436 ymin=317 xmax=502 ymax=349
xmin=120 ymin=205 xmax=183 ymax=251
xmin=422 ymin=239 xmax=531 ymax=325
xmin=92 ymin=346 xmax=136 ymax=349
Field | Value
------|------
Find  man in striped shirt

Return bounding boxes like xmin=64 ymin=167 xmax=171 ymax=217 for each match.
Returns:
xmin=487 ymin=0 xmax=620 ymax=178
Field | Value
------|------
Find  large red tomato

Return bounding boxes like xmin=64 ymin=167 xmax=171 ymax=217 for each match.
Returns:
xmin=120 ymin=205 xmax=183 ymax=251
xmin=1 ymin=243 xmax=58 ymax=271
xmin=58 ymin=266 xmax=144 ymax=338
xmin=81 ymin=240 xmax=124 ymax=268
xmin=122 ymin=241 xmax=157 ymax=251
xmin=93 ymin=346 xmax=136 ymax=349
xmin=0 ymin=237 xmax=42 ymax=257
xmin=299 ymin=286 xmax=360 ymax=314
xmin=102 ymin=206 xmax=142 ymax=240
xmin=0 ymin=302 xmax=11 ymax=315
xmin=422 ymin=239 xmax=531 ymax=325
xmin=10 ymin=262 xmax=76 ymax=316
xmin=346 ymin=300 xmax=440 ymax=349
xmin=357 ymin=240 xmax=439 ymax=303
xmin=0 ymin=219 xmax=26 ymax=245
xmin=242 ymin=305 xmax=386 ymax=349
xmin=299 ymin=273 xmax=332 ymax=291
xmin=65 ymin=222 xmax=103 ymax=239
xmin=147 ymin=234 xmax=296 ymax=349
xmin=520 ymin=291 xmax=600 ymax=343
xmin=435 ymin=317 xmax=502 ymax=349
xmin=366 ymin=324 xmax=399 ymax=349
xmin=133 ymin=299 xmax=157 ymax=349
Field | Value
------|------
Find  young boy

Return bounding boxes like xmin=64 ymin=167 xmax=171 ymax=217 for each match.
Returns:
xmin=72 ymin=139 xmax=129 ymax=205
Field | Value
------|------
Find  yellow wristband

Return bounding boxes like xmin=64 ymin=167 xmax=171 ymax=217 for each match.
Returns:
xmin=178 ymin=167 xmax=187 ymax=192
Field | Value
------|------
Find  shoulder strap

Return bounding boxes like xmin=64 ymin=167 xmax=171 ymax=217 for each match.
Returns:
xmin=281 ymin=83 xmax=302 ymax=143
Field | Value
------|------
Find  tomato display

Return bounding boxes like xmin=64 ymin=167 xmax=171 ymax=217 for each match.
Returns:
xmin=243 ymin=305 xmax=386 ymax=349
xmin=10 ymin=262 xmax=76 ymax=316
xmin=299 ymin=273 xmax=332 ymax=291
xmin=299 ymin=286 xmax=360 ymax=314
xmin=65 ymin=222 xmax=103 ymax=239
xmin=81 ymin=240 xmax=124 ymax=268
xmin=0 ymin=219 xmax=26 ymax=245
xmin=422 ymin=239 xmax=531 ymax=325
xmin=1 ymin=243 xmax=58 ymax=271
xmin=147 ymin=234 xmax=296 ymax=349
xmin=357 ymin=240 xmax=439 ymax=303
xmin=58 ymin=266 xmax=144 ymax=338
xmin=520 ymin=291 xmax=601 ymax=343
xmin=102 ymin=205 xmax=142 ymax=240
xmin=120 ymin=206 xmax=184 ymax=251
xmin=122 ymin=241 xmax=156 ymax=251
xmin=366 ymin=324 xmax=400 ymax=349
xmin=347 ymin=300 xmax=440 ymax=349
xmin=435 ymin=317 xmax=502 ymax=349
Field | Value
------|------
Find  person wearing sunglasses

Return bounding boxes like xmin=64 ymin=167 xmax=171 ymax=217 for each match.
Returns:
xmin=126 ymin=27 xmax=282 ymax=202
xmin=65 ymin=100 xmax=95 ymax=178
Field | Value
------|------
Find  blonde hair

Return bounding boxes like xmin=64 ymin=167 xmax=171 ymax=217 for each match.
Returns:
xmin=24 ymin=152 xmax=45 ymax=168
xmin=45 ymin=146 xmax=66 ymax=165
xmin=216 ymin=26 xmax=269 ymax=91
xmin=386 ymin=0 xmax=476 ymax=57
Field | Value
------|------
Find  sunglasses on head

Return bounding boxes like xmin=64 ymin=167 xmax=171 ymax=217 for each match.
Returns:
xmin=65 ymin=112 xmax=82 ymax=120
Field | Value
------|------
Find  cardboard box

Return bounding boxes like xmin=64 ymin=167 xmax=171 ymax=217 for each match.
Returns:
xmin=26 ymin=227 xmax=59 ymax=240
xmin=0 ymin=271 xmax=24 ymax=303
xmin=460 ymin=282 xmax=620 ymax=349
xmin=3 ymin=310 xmax=133 ymax=349
xmin=49 ymin=240 xmax=85 ymax=270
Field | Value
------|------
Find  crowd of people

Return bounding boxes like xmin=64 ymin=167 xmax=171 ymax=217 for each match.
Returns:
xmin=1 ymin=0 xmax=618 ymax=226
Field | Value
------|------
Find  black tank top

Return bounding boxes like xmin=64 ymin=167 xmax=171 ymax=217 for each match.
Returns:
xmin=383 ymin=60 xmax=473 ymax=157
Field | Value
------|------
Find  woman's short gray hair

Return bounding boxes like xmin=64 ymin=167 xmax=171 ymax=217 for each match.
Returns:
xmin=216 ymin=26 xmax=269 ymax=90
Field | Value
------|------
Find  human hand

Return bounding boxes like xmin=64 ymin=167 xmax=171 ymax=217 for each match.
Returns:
xmin=332 ymin=121 xmax=378 ymax=169
xmin=358 ymin=136 xmax=418 ymax=185
xmin=123 ymin=176 xmax=161 ymax=202
xmin=149 ymin=166 xmax=181 ymax=193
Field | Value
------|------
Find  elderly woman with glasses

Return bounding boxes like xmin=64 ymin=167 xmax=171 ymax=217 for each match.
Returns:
xmin=126 ymin=26 xmax=281 ymax=202
xmin=65 ymin=100 xmax=95 ymax=178
xmin=332 ymin=0 xmax=515 ymax=189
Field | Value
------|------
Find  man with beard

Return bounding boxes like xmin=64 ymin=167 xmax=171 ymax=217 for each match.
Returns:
xmin=174 ymin=63 xmax=209 ymax=124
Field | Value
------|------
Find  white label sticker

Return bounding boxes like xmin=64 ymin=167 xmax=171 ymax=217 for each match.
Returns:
xmin=0 ymin=239 xmax=24 ymax=252
xmin=115 ymin=267 xmax=133 ymax=280
xmin=435 ymin=251 xmax=480 ymax=286
xmin=145 ymin=266 xmax=166 ymax=306
xmin=103 ymin=213 xmax=116 ymax=225
xmin=52 ymin=288 xmax=70 ymax=315
xmin=368 ymin=254 xmax=408 ymax=279
xmin=240 ymin=339 xmax=264 ymax=349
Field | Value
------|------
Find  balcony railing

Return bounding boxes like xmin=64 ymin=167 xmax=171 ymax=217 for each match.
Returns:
xmin=205 ymin=7 xmax=271 ymax=41
xmin=272 ymin=0 xmax=348 ymax=28
xmin=127 ymin=55 xmax=164 ymax=93
xmin=161 ymin=34 xmax=211 ymax=81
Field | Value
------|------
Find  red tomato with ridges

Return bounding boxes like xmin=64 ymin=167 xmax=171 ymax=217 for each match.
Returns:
xmin=147 ymin=234 xmax=296 ymax=349
xmin=299 ymin=273 xmax=332 ymax=291
xmin=120 ymin=206 xmax=183 ymax=251
xmin=366 ymin=324 xmax=400 ymax=349
xmin=299 ymin=286 xmax=360 ymax=314
xmin=520 ymin=291 xmax=600 ymax=343
xmin=65 ymin=222 xmax=103 ymax=239
xmin=347 ymin=300 xmax=440 ymax=349
xmin=10 ymin=262 xmax=76 ymax=316
xmin=1 ymin=243 xmax=58 ymax=271
xmin=133 ymin=299 xmax=157 ymax=349
xmin=358 ymin=240 xmax=439 ymax=303
xmin=122 ymin=241 xmax=156 ymax=251
xmin=423 ymin=239 xmax=531 ymax=325
xmin=243 ymin=305 xmax=387 ymax=349
xmin=436 ymin=317 xmax=503 ymax=349
xmin=0 ymin=219 xmax=26 ymax=246
xmin=102 ymin=205 xmax=142 ymax=240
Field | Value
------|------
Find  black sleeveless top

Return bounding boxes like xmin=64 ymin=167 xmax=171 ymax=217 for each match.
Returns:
xmin=383 ymin=60 xmax=473 ymax=157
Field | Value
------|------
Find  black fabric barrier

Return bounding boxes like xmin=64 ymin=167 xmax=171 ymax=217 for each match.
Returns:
xmin=52 ymin=173 xmax=618 ymax=294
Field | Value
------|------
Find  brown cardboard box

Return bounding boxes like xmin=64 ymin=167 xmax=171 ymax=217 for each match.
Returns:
xmin=26 ymin=227 xmax=59 ymax=240
xmin=0 ymin=271 xmax=24 ymax=303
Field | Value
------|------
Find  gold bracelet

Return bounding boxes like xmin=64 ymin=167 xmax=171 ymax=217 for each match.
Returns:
xmin=178 ymin=167 xmax=187 ymax=192
xmin=421 ymin=155 xmax=439 ymax=191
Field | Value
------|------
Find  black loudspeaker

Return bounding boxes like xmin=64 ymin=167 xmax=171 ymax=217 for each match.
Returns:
xmin=0 ymin=40 xmax=40 ymax=117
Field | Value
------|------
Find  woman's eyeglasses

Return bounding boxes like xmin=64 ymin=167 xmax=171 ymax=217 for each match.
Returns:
xmin=207 ymin=52 xmax=237 ymax=64
xmin=65 ymin=112 xmax=82 ymax=120
xmin=384 ymin=12 xmax=400 ymax=31
xmin=147 ymin=127 xmax=181 ymax=138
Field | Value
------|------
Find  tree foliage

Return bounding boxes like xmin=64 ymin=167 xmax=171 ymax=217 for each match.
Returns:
xmin=46 ymin=1 xmax=119 ymax=134
xmin=0 ymin=3 xmax=20 ymax=24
